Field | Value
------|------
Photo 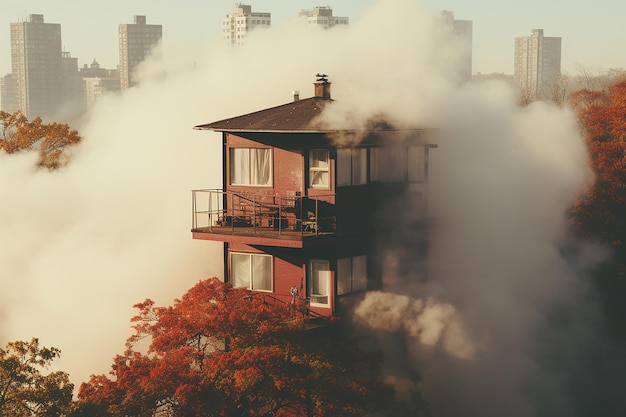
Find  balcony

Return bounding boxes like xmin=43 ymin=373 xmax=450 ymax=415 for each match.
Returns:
xmin=191 ymin=189 xmax=336 ymax=247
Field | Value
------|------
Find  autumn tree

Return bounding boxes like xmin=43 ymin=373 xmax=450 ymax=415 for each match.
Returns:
xmin=0 ymin=110 xmax=81 ymax=170
xmin=73 ymin=278 xmax=394 ymax=417
xmin=0 ymin=338 xmax=74 ymax=417
xmin=570 ymin=80 xmax=626 ymax=270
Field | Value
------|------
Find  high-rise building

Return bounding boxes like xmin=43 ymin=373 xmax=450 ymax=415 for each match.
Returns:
xmin=298 ymin=6 xmax=349 ymax=28
xmin=10 ymin=14 xmax=63 ymax=119
xmin=441 ymin=11 xmax=473 ymax=83
xmin=83 ymin=77 xmax=121 ymax=108
xmin=80 ymin=60 xmax=120 ymax=108
xmin=118 ymin=15 xmax=162 ymax=91
xmin=60 ymin=51 xmax=83 ymax=114
xmin=0 ymin=74 xmax=18 ymax=113
xmin=222 ymin=4 xmax=271 ymax=46
xmin=514 ymin=29 xmax=562 ymax=101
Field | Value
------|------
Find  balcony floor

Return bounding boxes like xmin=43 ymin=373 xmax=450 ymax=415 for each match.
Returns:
xmin=191 ymin=225 xmax=336 ymax=248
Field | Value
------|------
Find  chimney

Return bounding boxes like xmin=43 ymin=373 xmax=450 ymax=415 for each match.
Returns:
xmin=314 ymin=74 xmax=331 ymax=100
xmin=292 ymin=90 xmax=300 ymax=101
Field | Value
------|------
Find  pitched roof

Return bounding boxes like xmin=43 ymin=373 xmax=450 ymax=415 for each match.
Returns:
xmin=194 ymin=96 xmax=333 ymax=133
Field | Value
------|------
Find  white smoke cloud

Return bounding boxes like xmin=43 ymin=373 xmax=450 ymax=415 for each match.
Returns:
xmin=352 ymin=75 xmax=602 ymax=415
xmin=355 ymin=292 xmax=476 ymax=360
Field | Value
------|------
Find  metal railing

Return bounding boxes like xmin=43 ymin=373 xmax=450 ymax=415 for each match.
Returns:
xmin=191 ymin=189 xmax=336 ymax=237
xmin=255 ymin=292 xmax=331 ymax=326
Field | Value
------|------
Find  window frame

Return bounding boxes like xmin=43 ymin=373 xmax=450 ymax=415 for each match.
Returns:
xmin=337 ymin=148 xmax=368 ymax=187
xmin=337 ymin=255 xmax=367 ymax=295
xmin=229 ymin=147 xmax=273 ymax=187
xmin=229 ymin=252 xmax=273 ymax=292
xmin=308 ymin=149 xmax=330 ymax=189
xmin=309 ymin=259 xmax=331 ymax=307
xmin=370 ymin=146 xmax=408 ymax=182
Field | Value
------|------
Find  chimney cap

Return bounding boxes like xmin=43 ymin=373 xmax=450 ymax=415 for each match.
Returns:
xmin=316 ymin=73 xmax=328 ymax=82
xmin=313 ymin=74 xmax=331 ymax=100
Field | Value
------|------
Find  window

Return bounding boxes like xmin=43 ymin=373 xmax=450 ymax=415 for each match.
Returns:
xmin=370 ymin=147 xmax=407 ymax=182
xmin=309 ymin=259 xmax=331 ymax=306
xmin=337 ymin=255 xmax=367 ymax=295
xmin=309 ymin=149 xmax=329 ymax=189
xmin=408 ymin=146 xmax=426 ymax=182
xmin=337 ymin=148 xmax=367 ymax=186
xmin=230 ymin=148 xmax=272 ymax=186
xmin=230 ymin=252 xmax=272 ymax=292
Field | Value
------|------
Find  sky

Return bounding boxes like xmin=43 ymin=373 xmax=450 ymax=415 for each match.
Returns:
xmin=1 ymin=0 xmax=626 ymax=78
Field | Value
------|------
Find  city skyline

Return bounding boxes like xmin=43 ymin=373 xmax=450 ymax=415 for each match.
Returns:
xmin=1 ymin=0 xmax=625 ymax=79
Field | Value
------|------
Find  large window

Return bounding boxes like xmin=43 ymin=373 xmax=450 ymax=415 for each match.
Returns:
xmin=230 ymin=148 xmax=272 ymax=186
xmin=309 ymin=149 xmax=329 ymax=189
xmin=230 ymin=252 xmax=272 ymax=292
xmin=370 ymin=147 xmax=407 ymax=182
xmin=337 ymin=255 xmax=367 ymax=295
xmin=309 ymin=259 xmax=331 ymax=306
xmin=337 ymin=148 xmax=367 ymax=187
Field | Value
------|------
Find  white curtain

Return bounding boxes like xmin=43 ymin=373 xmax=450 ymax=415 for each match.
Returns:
xmin=252 ymin=255 xmax=271 ymax=291
xmin=250 ymin=148 xmax=272 ymax=185
xmin=230 ymin=149 xmax=249 ymax=185
xmin=231 ymin=148 xmax=271 ymax=185
xmin=231 ymin=253 xmax=251 ymax=288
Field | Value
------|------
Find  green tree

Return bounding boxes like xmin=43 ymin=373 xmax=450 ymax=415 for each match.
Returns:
xmin=74 ymin=278 xmax=394 ymax=417
xmin=0 ymin=110 xmax=81 ymax=170
xmin=0 ymin=338 xmax=73 ymax=417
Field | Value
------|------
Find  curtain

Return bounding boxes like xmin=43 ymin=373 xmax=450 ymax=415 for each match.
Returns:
xmin=352 ymin=148 xmax=367 ymax=185
xmin=370 ymin=148 xmax=380 ymax=181
xmin=230 ymin=148 xmax=250 ymax=185
xmin=252 ymin=255 xmax=271 ymax=291
xmin=337 ymin=149 xmax=351 ymax=187
xmin=251 ymin=148 xmax=271 ymax=185
xmin=231 ymin=253 xmax=251 ymax=288
xmin=370 ymin=147 xmax=407 ymax=182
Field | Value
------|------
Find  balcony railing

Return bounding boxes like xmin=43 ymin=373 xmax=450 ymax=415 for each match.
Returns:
xmin=192 ymin=189 xmax=336 ymax=238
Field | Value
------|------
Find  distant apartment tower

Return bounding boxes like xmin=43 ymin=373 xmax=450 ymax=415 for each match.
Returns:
xmin=0 ymin=74 xmax=19 ymax=113
xmin=514 ymin=29 xmax=562 ymax=101
xmin=80 ymin=60 xmax=120 ymax=108
xmin=9 ymin=14 xmax=63 ymax=119
xmin=441 ymin=11 xmax=473 ymax=83
xmin=222 ymin=3 xmax=271 ymax=46
xmin=298 ymin=6 xmax=349 ymax=28
xmin=61 ymin=51 xmax=83 ymax=113
xmin=118 ymin=15 xmax=162 ymax=91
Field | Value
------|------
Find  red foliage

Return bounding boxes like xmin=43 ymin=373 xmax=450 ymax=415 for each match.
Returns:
xmin=570 ymin=80 xmax=626 ymax=254
xmin=74 ymin=278 xmax=393 ymax=417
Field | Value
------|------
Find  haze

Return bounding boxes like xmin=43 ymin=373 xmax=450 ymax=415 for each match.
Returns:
xmin=2 ymin=0 xmax=625 ymax=77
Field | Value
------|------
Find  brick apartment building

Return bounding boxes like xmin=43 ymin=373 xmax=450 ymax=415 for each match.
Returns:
xmin=191 ymin=75 xmax=436 ymax=319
